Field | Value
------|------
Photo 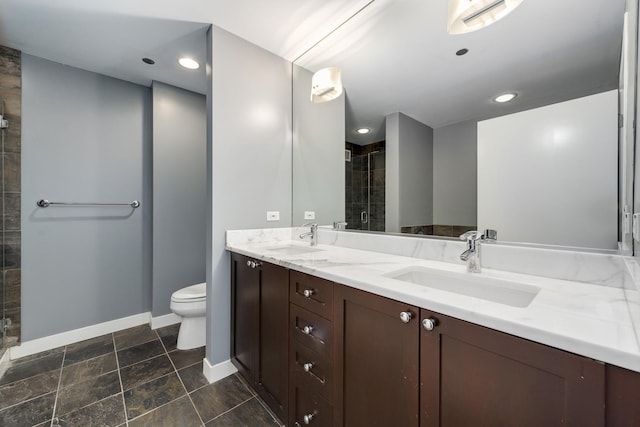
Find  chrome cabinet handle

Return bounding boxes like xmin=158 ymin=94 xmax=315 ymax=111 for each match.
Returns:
xmin=303 ymin=362 xmax=314 ymax=372
xmin=246 ymin=260 xmax=262 ymax=269
xmin=422 ymin=318 xmax=437 ymax=331
xmin=302 ymin=325 xmax=314 ymax=335
xmin=303 ymin=413 xmax=314 ymax=424
xmin=399 ymin=311 xmax=413 ymax=323
xmin=303 ymin=289 xmax=315 ymax=298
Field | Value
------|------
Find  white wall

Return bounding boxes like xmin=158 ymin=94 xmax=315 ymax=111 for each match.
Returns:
xmin=433 ymin=120 xmax=477 ymax=227
xmin=206 ymin=26 xmax=292 ymax=365
xmin=478 ymin=90 xmax=618 ymax=249
xmin=22 ymin=55 xmax=151 ymax=340
xmin=152 ymin=82 xmax=206 ymax=316
xmin=386 ymin=112 xmax=433 ymax=232
xmin=292 ymin=64 xmax=345 ymax=226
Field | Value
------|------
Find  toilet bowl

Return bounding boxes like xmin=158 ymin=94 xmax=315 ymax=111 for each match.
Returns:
xmin=170 ymin=282 xmax=206 ymax=350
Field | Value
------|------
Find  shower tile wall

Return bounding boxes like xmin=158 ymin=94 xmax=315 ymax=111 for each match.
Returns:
xmin=0 ymin=45 xmax=22 ymax=356
xmin=345 ymin=141 xmax=385 ymax=231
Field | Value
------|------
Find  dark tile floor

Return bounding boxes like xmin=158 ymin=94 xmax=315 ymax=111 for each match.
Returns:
xmin=0 ymin=324 xmax=283 ymax=427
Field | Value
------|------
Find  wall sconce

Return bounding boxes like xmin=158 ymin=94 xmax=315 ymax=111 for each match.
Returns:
xmin=448 ymin=0 xmax=524 ymax=35
xmin=310 ymin=67 xmax=343 ymax=103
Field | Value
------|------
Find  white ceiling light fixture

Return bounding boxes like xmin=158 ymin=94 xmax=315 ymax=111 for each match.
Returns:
xmin=493 ymin=92 xmax=518 ymax=103
xmin=356 ymin=128 xmax=371 ymax=134
xmin=311 ymin=67 xmax=343 ymax=103
xmin=448 ymin=0 xmax=524 ymax=35
xmin=178 ymin=57 xmax=200 ymax=70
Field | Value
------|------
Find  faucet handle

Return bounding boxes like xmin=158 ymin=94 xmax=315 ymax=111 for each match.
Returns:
xmin=483 ymin=229 xmax=498 ymax=241
xmin=459 ymin=230 xmax=481 ymax=241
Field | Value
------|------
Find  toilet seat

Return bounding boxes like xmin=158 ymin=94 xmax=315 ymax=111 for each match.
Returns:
xmin=171 ymin=282 xmax=206 ymax=302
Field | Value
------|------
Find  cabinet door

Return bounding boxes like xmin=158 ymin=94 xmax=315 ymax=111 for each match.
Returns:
xmin=335 ymin=285 xmax=419 ymax=427
xmin=420 ymin=309 xmax=605 ymax=427
xmin=256 ymin=261 xmax=289 ymax=421
xmin=230 ymin=253 xmax=259 ymax=382
xmin=606 ymin=364 xmax=640 ymax=426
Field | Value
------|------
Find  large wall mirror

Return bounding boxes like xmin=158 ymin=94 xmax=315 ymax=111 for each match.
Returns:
xmin=292 ymin=0 xmax=639 ymax=253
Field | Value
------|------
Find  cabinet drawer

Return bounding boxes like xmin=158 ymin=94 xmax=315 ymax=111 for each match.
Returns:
xmin=290 ymin=381 xmax=333 ymax=427
xmin=291 ymin=342 xmax=333 ymax=400
xmin=290 ymin=271 xmax=333 ymax=319
xmin=290 ymin=304 xmax=333 ymax=356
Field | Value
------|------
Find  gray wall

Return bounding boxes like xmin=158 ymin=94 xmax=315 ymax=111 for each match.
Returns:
xmin=206 ymin=27 xmax=292 ymax=364
xmin=22 ymin=55 xmax=151 ymax=340
xmin=433 ymin=120 xmax=477 ymax=227
xmin=152 ymin=81 xmax=206 ymax=316
xmin=386 ymin=112 xmax=433 ymax=232
xmin=292 ymin=64 xmax=345 ymax=226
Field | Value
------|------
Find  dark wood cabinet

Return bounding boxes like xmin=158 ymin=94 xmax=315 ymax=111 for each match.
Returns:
xmin=334 ymin=285 xmax=420 ymax=427
xmin=606 ymin=364 xmax=640 ymax=426
xmin=230 ymin=251 xmax=633 ymax=427
xmin=289 ymin=271 xmax=335 ymax=427
xmin=230 ymin=253 xmax=289 ymax=422
xmin=420 ymin=309 xmax=605 ymax=427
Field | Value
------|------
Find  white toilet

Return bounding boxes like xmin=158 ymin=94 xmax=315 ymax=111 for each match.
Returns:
xmin=170 ymin=282 xmax=206 ymax=350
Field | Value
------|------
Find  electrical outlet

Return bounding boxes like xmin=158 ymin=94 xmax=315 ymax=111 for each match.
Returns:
xmin=267 ymin=211 xmax=280 ymax=221
xmin=304 ymin=211 xmax=315 ymax=220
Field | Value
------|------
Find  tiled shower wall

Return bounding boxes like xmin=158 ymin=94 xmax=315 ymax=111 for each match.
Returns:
xmin=0 ymin=45 xmax=22 ymax=356
xmin=345 ymin=141 xmax=385 ymax=231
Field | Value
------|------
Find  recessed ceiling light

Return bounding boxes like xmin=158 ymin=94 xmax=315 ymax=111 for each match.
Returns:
xmin=179 ymin=57 xmax=200 ymax=70
xmin=142 ymin=58 xmax=155 ymax=65
xmin=456 ymin=48 xmax=469 ymax=56
xmin=356 ymin=128 xmax=371 ymax=134
xmin=493 ymin=93 xmax=517 ymax=103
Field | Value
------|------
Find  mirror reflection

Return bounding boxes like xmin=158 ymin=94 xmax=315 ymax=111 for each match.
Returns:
xmin=293 ymin=0 xmax=637 ymax=252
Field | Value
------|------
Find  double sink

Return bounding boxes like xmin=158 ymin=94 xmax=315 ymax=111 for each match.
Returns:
xmin=264 ymin=244 xmax=540 ymax=308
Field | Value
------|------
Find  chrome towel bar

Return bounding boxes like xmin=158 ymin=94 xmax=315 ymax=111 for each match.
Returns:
xmin=36 ymin=199 xmax=140 ymax=208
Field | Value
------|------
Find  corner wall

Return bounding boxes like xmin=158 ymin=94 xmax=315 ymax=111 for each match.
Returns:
xmin=151 ymin=82 xmax=206 ymax=316
xmin=206 ymin=26 xmax=292 ymax=365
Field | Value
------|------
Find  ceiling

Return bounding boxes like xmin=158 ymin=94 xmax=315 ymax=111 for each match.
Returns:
xmin=295 ymin=0 xmax=626 ymax=144
xmin=0 ymin=0 xmax=372 ymax=93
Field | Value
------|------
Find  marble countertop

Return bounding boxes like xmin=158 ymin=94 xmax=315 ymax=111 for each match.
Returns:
xmin=227 ymin=236 xmax=640 ymax=373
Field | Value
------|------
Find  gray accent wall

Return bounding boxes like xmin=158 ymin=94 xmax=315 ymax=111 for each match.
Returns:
xmin=433 ymin=120 xmax=477 ymax=227
xmin=152 ymin=81 xmax=206 ymax=316
xmin=292 ymin=64 xmax=345 ymax=226
xmin=206 ymin=26 xmax=292 ymax=364
xmin=21 ymin=55 xmax=151 ymax=340
xmin=385 ymin=112 xmax=433 ymax=233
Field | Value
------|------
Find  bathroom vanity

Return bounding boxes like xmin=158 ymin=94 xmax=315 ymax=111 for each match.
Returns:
xmin=227 ymin=228 xmax=640 ymax=426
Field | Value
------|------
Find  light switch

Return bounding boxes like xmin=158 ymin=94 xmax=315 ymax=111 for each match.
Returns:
xmin=304 ymin=211 xmax=315 ymax=220
xmin=267 ymin=211 xmax=280 ymax=221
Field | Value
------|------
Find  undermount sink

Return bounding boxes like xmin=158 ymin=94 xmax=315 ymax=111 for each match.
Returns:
xmin=264 ymin=244 xmax=324 ymax=256
xmin=386 ymin=266 xmax=540 ymax=308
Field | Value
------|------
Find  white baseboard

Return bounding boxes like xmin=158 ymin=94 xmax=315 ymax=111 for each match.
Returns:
xmin=150 ymin=313 xmax=182 ymax=330
xmin=203 ymin=357 xmax=237 ymax=384
xmin=10 ymin=312 xmax=151 ymax=360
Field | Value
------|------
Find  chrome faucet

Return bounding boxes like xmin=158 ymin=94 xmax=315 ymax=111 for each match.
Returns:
xmin=459 ymin=229 xmax=497 ymax=273
xmin=299 ymin=223 xmax=318 ymax=246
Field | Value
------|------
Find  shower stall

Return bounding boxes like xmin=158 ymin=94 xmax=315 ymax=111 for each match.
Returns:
xmin=345 ymin=141 xmax=385 ymax=231
xmin=0 ymin=45 xmax=22 ymax=361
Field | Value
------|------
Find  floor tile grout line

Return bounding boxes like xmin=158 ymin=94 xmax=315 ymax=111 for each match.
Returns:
xmin=111 ymin=333 xmax=129 ymax=427
xmin=207 ymin=396 xmax=255 ymax=423
xmin=0 ymin=387 xmax=57 ymax=413
xmin=49 ymin=344 xmax=67 ymax=427
xmin=154 ymin=328 xmax=207 ymax=426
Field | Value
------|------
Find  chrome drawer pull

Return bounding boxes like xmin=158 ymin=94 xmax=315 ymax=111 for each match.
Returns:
xmin=303 ymin=413 xmax=315 ymax=424
xmin=302 ymin=325 xmax=314 ymax=335
xmin=303 ymin=362 xmax=314 ymax=372
xmin=303 ymin=289 xmax=315 ymax=298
